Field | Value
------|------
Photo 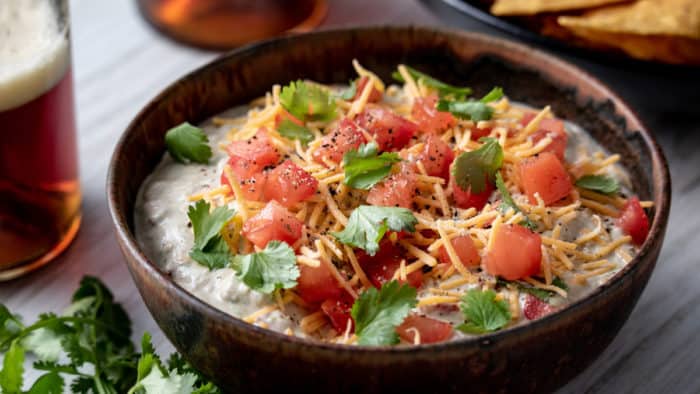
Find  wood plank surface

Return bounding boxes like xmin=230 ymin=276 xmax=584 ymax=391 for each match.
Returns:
xmin=1 ymin=0 xmax=698 ymax=392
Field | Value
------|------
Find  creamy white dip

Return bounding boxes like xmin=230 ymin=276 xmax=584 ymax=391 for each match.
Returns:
xmin=135 ymin=102 xmax=637 ymax=342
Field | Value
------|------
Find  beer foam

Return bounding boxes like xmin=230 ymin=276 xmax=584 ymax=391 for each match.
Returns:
xmin=0 ymin=0 xmax=71 ymax=111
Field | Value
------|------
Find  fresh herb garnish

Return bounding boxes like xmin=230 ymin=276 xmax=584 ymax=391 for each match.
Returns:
xmin=164 ymin=122 xmax=213 ymax=164
xmin=342 ymin=142 xmax=402 ymax=190
xmin=497 ymin=277 xmax=569 ymax=301
xmin=338 ymin=79 xmax=358 ymax=100
xmin=277 ymin=119 xmax=314 ymax=146
xmin=231 ymin=241 xmax=299 ymax=294
xmin=0 ymin=277 xmax=221 ymax=393
xmin=392 ymin=65 xmax=472 ymax=99
xmin=495 ymin=172 xmax=536 ymax=230
xmin=451 ymin=137 xmax=503 ymax=194
xmin=575 ymin=174 xmax=620 ymax=195
xmin=279 ymin=80 xmax=336 ymax=122
xmin=437 ymin=87 xmax=504 ymax=121
xmin=332 ymin=205 xmax=418 ymax=255
xmin=457 ymin=289 xmax=511 ymax=334
xmin=351 ymin=281 xmax=418 ymax=346
xmin=187 ymin=200 xmax=236 ymax=270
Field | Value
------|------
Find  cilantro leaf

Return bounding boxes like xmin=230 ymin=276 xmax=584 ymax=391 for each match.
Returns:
xmin=165 ymin=122 xmax=212 ymax=164
xmin=437 ymin=87 xmax=504 ymax=121
xmin=139 ymin=367 xmax=198 ymax=394
xmin=495 ymin=172 xmax=536 ymax=230
xmin=575 ymin=174 xmax=620 ymax=195
xmin=0 ymin=305 xmax=22 ymax=351
xmin=451 ymin=137 xmax=503 ymax=194
xmin=280 ymin=80 xmax=336 ymax=122
xmin=28 ymin=372 xmax=64 ymax=394
xmin=457 ymin=289 xmax=511 ymax=334
xmin=338 ymin=79 xmax=357 ymax=100
xmin=0 ymin=339 xmax=25 ymax=393
xmin=277 ymin=119 xmax=314 ymax=146
xmin=187 ymin=200 xmax=236 ymax=269
xmin=332 ymin=205 xmax=418 ymax=255
xmin=497 ymin=277 xmax=569 ymax=301
xmin=231 ymin=241 xmax=299 ymax=294
xmin=392 ymin=66 xmax=472 ymax=99
xmin=351 ymin=281 xmax=418 ymax=346
xmin=342 ymin=142 xmax=402 ymax=190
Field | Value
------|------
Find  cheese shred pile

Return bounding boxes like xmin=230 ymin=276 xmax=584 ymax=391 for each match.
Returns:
xmin=188 ymin=61 xmax=650 ymax=342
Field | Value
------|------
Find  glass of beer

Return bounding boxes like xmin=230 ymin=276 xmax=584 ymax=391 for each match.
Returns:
xmin=136 ymin=0 xmax=328 ymax=49
xmin=0 ymin=0 xmax=81 ymax=281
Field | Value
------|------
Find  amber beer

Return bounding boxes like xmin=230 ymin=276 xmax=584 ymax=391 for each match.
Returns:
xmin=137 ymin=0 xmax=327 ymax=49
xmin=0 ymin=0 xmax=80 ymax=280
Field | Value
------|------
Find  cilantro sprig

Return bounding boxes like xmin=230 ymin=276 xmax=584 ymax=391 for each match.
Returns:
xmin=497 ymin=277 xmax=568 ymax=301
xmin=575 ymin=174 xmax=620 ymax=195
xmin=277 ymin=120 xmax=314 ymax=146
xmin=351 ymin=281 xmax=418 ymax=346
xmin=495 ymin=172 xmax=536 ymax=230
xmin=231 ymin=241 xmax=299 ymax=294
xmin=451 ymin=137 xmax=504 ymax=194
xmin=392 ymin=65 xmax=472 ymax=99
xmin=332 ymin=206 xmax=418 ymax=255
xmin=437 ymin=87 xmax=504 ymax=121
xmin=342 ymin=142 xmax=402 ymax=190
xmin=187 ymin=200 xmax=236 ymax=270
xmin=338 ymin=79 xmax=358 ymax=101
xmin=164 ymin=122 xmax=213 ymax=164
xmin=280 ymin=80 xmax=336 ymax=122
xmin=457 ymin=289 xmax=511 ymax=334
xmin=0 ymin=277 xmax=221 ymax=393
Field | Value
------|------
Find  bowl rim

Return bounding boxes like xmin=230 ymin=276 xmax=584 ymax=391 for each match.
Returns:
xmin=106 ymin=25 xmax=671 ymax=354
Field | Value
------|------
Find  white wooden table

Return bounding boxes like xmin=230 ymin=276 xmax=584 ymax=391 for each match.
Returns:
xmin=3 ymin=0 xmax=699 ymax=392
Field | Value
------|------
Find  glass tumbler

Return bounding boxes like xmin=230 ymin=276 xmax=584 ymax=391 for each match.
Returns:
xmin=0 ymin=0 xmax=81 ymax=281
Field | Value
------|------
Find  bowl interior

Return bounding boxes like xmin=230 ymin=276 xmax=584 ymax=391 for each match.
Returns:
xmin=109 ymin=25 xmax=667 ymax=345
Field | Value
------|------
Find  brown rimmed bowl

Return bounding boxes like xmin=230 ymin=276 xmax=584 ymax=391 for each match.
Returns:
xmin=107 ymin=26 xmax=670 ymax=393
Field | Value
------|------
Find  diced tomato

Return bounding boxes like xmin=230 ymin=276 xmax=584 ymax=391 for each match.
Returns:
xmin=367 ymin=164 xmax=417 ymax=209
xmin=485 ymin=224 xmax=542 ymax=280
xmin=321 ymin=298 xmax=354 ymax=334
xmin=352 ymin=76 xmax=382 ymax=103
xmin=411 ymin=93 xmax=455 ymax=134
xmin=438 ymin=235 xmax=480 ymax=268
xmin=617 ymin=196 xmax=650 ymax=245
xmin=224 ymin=128 xmax=279 ymax=175
xmin=416 ymin=135 xmax=455 ymax=180
xmin=356 ymin=241 xmax=423 ymax=289
xmin=220 ymin=164 xmax=268 ymax=201
xmin=397 ymin=315 xmax=453 ymax=344
xmin=520 ymin=112 xmax=537 ymax=127
xmin=518 ymin=152 xmax=572 ymax=205
xmin=523 ymin=294 xmax=555 ymax=320
xmin=450 ymin=173 xmax=494 ymax=210
xmin=275 ymin=108 xmax=304 ymax=127
xmin=263 ymin=160 xmax=318 ymax=207
xmin=296 ymin=262 xmax=342 ymax=304
xmin=241 ymin=201 xmax=303 ymax=249
xmin=356 ymin=107 xmax=417 ymax=151
xmin=470 ymin=126 xmax=493 ymax=140
xmin=531 ymin=119 xmax=568 ymax=161
xmin=312 ymin=118 xmax=365 ymax=165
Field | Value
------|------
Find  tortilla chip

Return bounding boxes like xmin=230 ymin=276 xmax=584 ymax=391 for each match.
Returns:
xmin=558 ymin=0 xmax=700 ymax=39
xmin=555 ymin=28 xmax=700 ymax=64
xmin=491 ymin=0 xmax=626 ymax=16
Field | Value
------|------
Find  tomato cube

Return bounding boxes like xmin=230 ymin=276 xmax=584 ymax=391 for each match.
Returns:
xmin=241 ymin=201 xmax=303 ymax=249
xmin=312 ymin=118 xmax=365 ymax=165
xmin=438 ymin=235 xmax=480 ymax=268
xmin=356 ymin=107 xmax=417 ymax=151
xmin=397 ymin=315 xmax=453 ymax=344
xmin=518 ymin=152 xmax=572 ymax=205
xmin=485 ymin=224 xmax=542 ymax=280
xmin=617 ymin=196 xmax=650 ymax=245
xmin=263 ymin=160 xmax=318 ymax=207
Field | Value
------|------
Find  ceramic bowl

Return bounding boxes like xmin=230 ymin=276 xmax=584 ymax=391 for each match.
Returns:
xmin=107 ymin=26 xmax=670 ymax=393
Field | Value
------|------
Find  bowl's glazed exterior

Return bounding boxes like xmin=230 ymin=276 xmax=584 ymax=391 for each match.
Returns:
xmin=107 ymin=27 xmax=670 ymax=394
